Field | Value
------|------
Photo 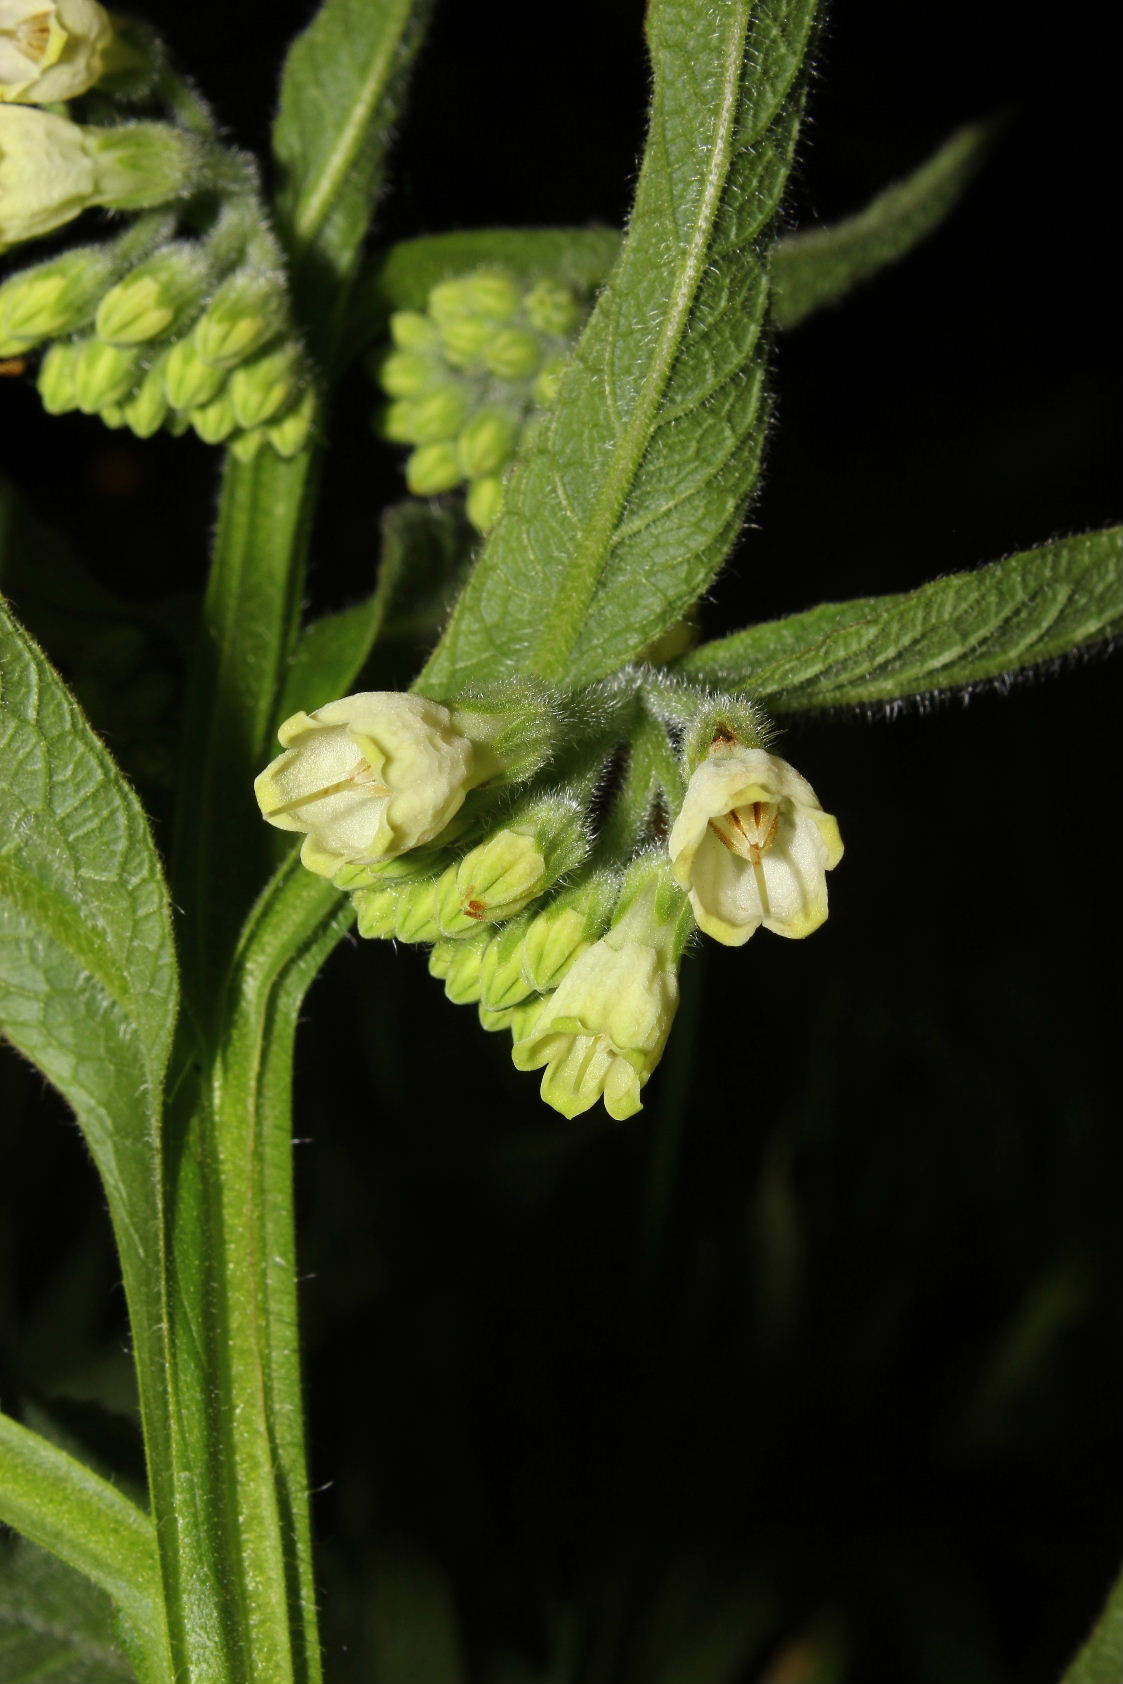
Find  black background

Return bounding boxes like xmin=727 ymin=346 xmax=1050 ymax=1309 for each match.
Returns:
xmin=1 ymin=2 xmax=1120 ymax=1680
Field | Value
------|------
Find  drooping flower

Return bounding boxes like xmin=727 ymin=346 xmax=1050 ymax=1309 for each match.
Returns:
xmin=669 ymin=744 xmax=843 ymax=945
xmin=0 ymin=0 xmax=112 ymax=104
xmin=254 ymin=692 xmax=476 ymax=878
xmin=0 ymin=105 xmax=95 ymax=247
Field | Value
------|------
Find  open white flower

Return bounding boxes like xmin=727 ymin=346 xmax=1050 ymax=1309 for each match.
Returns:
xmin=1 ymin=0 xmax=112 ymax=104
xmin=0 ymin=105 xmax=95 ymax=248
xmin=254 ymin=692 xmax=476 ymax=879
xmin=669 ymin=745 xmax=843 ymax=945
xmin=512 ymin=931 xmax=678 ymax=1121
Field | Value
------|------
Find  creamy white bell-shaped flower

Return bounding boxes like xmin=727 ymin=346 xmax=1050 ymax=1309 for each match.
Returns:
xmin=512 ymin=930 xmax=678 ymax=1122
xmin=0 ymin=105 xmax=95 ymax=248
xmin=669 ymin=745 xmax=843 ymax=945
xmin=1 ymin=0 xmax=112 ymax=104
xmin=254 ymin=692 xmax=475 ymax=878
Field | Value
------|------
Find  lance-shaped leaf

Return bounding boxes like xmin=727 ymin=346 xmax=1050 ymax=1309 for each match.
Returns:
xmin=676 ymin=528 xmax=1123 ymax=709
xmin=771 ymin=118 xmax=997 ymax=329
xmin=420 ymin=0 xmax=818 ymax=696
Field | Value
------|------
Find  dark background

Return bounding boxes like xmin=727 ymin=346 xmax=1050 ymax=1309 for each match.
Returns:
xmin=1 ymin=2 xmax=1120 ymax=1680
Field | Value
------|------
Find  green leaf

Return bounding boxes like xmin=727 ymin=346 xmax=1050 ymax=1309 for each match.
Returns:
xmin=273 ymin=0 xmax=432 ymax=351
xmin=347 ymin=226 xmax=622 ymax=351
xmin=771 ymin=118 xmax=997 ymax=329
xmin=676 ymin=528 xmax=1123 ymax=710
xmin=0 ymin=1537 xmax=135 ymax=1684
xmin=1061 ymin=1562 xmax=1123 ymax=1684
xmin=420 ymin=0 xmax=817 ymax=696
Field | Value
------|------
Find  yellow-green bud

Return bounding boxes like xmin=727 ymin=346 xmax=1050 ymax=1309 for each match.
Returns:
xmin=394 ymin=876 xmax=443 ymax=944
xmin=389 ymin=309 xmax=438 ymax=352
xmin=436 ymin=313 xmax=494 ymax=368
xmin=0 ymin=106 xmax=96 ymax=248
xmin=190 ymin=390 xmax=237 ymax=444
xmin=0 ymin=0 xmax=113 ymax=103
xmin=352 ymin=884 xmax=400 ymax=940
xmin=161 ymin=335 xmax=225 ymax=410
xmin=533 ymin=352 xmax=568 ymax=408
xmin=483 ymin=326 xmax=541 ymax=380
xmin=72 ymin=336 xmax=142 ymax=411
xmin=429 ymin=931 xmax=489 ymax=1004
xmin=436 ymin=828 xmax=548 ymax=937
xmin=229 ymin=425 xmax=267 ymax=463
xmin=36 ymin=336 xmax=79 ymax=412
xmin=465 ymin=473 xmax=505 ymax=533
xmin=479 ymin=916 xmax=536 ymax=1011
xmin=457 ymin=405 xmax=518 ymax=478
xmin=383 ymin=386 xmax=468 ymax=446
xmin=193 ymin=266 xmax=288 ymax=369
xmin=98 ymin=400 xmax=124 ymax=427
xmin=406 ymin=440 xmax=462 ymax=496
xmin=520 ymin=871 xmax=619 ymax=992
xmin=333 ymin=849 xmax=441 ymax=893
xmin=379 ymin=348 xmax=444 ymax=398
xmin=95 ymin=242 xmax=212 ymax=346
xmin=120 ymin=356 xmax=169 ymax=436
xmin=266 ymin=386 xmax=315 ymax=458
xmin=429 ymin=268 xmax=521 ymax=325
xmin=228 ymin=341 xmax=302 ymax=429
xmin=0 ymin=242 xmax=115 ymax=354
xmin=524 ymin=278 xmax=580 ymax=336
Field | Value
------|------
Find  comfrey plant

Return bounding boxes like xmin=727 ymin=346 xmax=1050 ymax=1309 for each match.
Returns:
xmin=0 ymin=1 xmax=1119 ymax=1681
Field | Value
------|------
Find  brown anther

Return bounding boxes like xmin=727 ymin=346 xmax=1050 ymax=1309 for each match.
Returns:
xmin=710 ymin=722 xmax=737 ymax=746
xmin=13 ymin=13 xmax=53 ymax=59
xmin=463 ymin=898 xmax=488 ymax=920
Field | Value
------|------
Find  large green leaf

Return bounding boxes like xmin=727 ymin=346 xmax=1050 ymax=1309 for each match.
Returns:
xmin=420 ymin=0 xmax=817 ymax=696
xmin=0 ymin=1538 xmax=135 ymax=1684
xmin=676 ymin=528 xmax=1123 ymax=710
xmin=771 ymin=118 xmax=996 ymax=329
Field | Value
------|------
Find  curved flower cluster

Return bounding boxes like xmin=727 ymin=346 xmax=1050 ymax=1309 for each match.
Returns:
xmin=254 ymin=682 xmax=843 ymax=1123
xmin=374 ymin=266 xmax=587 ymax=531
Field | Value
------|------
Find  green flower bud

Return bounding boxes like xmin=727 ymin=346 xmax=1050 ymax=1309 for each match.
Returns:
xmin=383 ymin=385 xmax=468 ymax=446
xmin=265 ymin=386 xmax=315 ymax=458
xmin=98 ymin=400 xmax=124 ymax=427
xmin=524 ymin=278 xmax=580 ymax=336
xmin=120 ymin=356 xmax=169 ymax=436
xmin=85 ymin=122 xmax=205 ymax=213
xmin=334 ymin=848 xmax=442 ymax=893
xmin=161 ymin=335 xmax=225 ymax=410
xmin=429 ymin=931 xmax=490 ymax=1005
xmin=229 ymin=425 xmax=267 ymax=463
xmin=72 ymin=336 xmax=142 ymax=411
xmin=533 ymin=352 xmax=568 ymax=408
xmin=95 ymin=242 xmax=212 ymax=346
xmin=0 ymin=0 xmax=113 ymax=103
xmin=436 ymin=313 xmax=494 ymax=369
xmin=483 ymin=326 xmax=541 ymax=380
xmin=0 ymin=242 xmax=115 ymax=354
xmin=36 ymin=336 xmax=79 ymax=412
xmin=190 ymin=390 xmax=237 ymax=444
xmin=228 ymin=341 xmax=302 ymax=429
xmin=379 ymin=348 xmax=445 ymax=398
xmin=406 ymin=440 xmax=462 ymax=496
xmin=479 ymin=915 xmax=536 ymax=1011
xmin=193 ymin=265 xmax=288 ymax=369
xmin=389 ymin=309 xmax=439 ymax=352
xmin=429 ymin=267 xmax=521 ymax=325
xmin=352 ymin=884 xmax=400 ymax=940
xmin=465 ymin=473 xmax=505 ymax=534
xmin=457 ymin=405 xmax=518 ymax=478
xmin=0 ymin=106 xmax=96 ymax=248
xmin=437 ymin=796 xmax=588 ymax=938
xmin=394 ymin=876 xmax=443 ymax=944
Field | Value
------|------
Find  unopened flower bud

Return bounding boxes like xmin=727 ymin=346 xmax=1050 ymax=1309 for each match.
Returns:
xmin=437 ymin=796 xmax=588 ymax=938
xmin=229 ymin=425 xmax=267 ymax=463
xmin=520 ymin=871 xmax=620 ymax=992
xmin=36 ymin=335 xmax=79 ymax=411
xmin=383 ymin=385 xmax=467 ymax=446
xmin=95 ymin=241 xmax=212 ymax=345
xmin=72 ymin=335 xmax=142 ymax=410
xmin=457 ymin=405 xmax=518 ymax=478
xmin=120 ymin=356 xmax=169 ymax=436
xmin=429 ymin=930 xmax=490 ymax=1004
xmin=465 ymin=473 xmax=505 ymax=533
xmin=379 ymin=347 xmax=444 ymax=398
xmin=533 ymin=352 xmax=568 ymax=408
xmin=436 ymin=312 xmax=494 ymax=368
xmin=352 ymin=884 xmax=400 ymax=940
xmin=389 ymin=309 xmax=438 ymax=352
xmin=255 ymin=691 xmax=479 ymax=878
xmin=429 ymin=267 xmax=521 ymax=325
xmin=0 ymin=241 xmax=115 ymax=353
xmin=524 ymin=278 xmax=580 ymax=336
xmin=393 ymin=876 xmax=443 ymax=944
xmin=0 ymin=0 xmax=113 ymax=104
xmin=229 ymin=340 xmax=302 ymax=429
xmin=192 ymin=265 xmax=288 ymax=369
xmin=483 ymin=325 xmax=541 ymax=380
xmin=160 ymin=335 xmax=225 ymax=410
xmin=189 ymin=390 xmax=237 ymax=444
xmin=406 ymin=440 xmax=462 ymax=496
xmin=479 ymin=915 xmax=536 ymax=1011
xmin=265 ymin=386 xmax=315 ymax=458
xmin=0 ymin=106 xmax=96 ymax=247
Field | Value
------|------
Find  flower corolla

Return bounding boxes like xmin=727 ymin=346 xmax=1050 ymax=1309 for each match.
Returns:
xmin=1 ymin=0 xmax=112 ymax=104
xmin=669 ymin=744 xmax=842 ymax=945
xmin=254 ymin=692 xmax=475 ymax=878
xmin=0 ymin=105 xmax=94 ymax=247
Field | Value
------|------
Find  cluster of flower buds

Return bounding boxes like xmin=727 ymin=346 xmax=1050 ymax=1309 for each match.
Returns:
xmin=0 ymin=0 xmax=313 ymax=457
xmin=254 ymin=678 xmax=843 ymax=1122
xmin=374 ymin=266 xmax=587 ymax=531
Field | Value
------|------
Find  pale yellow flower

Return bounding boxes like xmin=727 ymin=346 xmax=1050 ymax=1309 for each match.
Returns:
xmin=669 ymin=745 xmax=842 ymax=945
xmin=0 ymin=105 xmax=94 ymax=247
xmin=254 ymin=692 xmax=475 ymax=879
xmin=1 ymin=0 xmax=112 ymax=104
